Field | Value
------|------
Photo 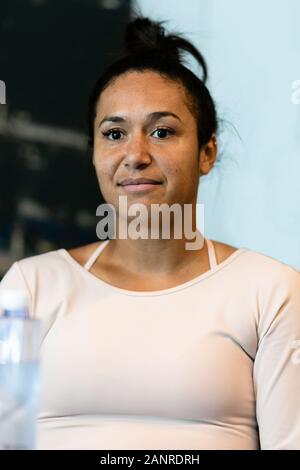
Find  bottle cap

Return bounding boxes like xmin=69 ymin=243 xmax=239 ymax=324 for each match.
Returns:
xmin=0 ymin=289 xmax=29 ymax=311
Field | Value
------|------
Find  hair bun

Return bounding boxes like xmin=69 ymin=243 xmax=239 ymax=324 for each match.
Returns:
xmin=124 ymin=17 xmax=180 ymax=61
xmin=124 ymin=17 xmax=207 ymax=82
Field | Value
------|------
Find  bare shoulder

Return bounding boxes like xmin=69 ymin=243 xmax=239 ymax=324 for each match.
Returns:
xmin=68 ymin=241 xmax=105 ymax=267
xmin=210 ymin=239 xmax=239 ymax=264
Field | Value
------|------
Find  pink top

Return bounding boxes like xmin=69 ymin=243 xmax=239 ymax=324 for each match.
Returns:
xmin=1 ymin=238 xmax=300 ymax=450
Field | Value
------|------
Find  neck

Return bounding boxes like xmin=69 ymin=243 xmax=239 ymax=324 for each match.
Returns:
xmin=106 ymin=230 xmax=205 ymax=276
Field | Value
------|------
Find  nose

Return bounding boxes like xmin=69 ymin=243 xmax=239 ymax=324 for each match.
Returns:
xmin=123 ymin=132 xmax=152 ymax=169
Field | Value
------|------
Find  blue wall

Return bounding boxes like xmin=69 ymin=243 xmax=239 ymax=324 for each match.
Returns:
xmin=134 ymin=0 xmax=300 ymax=269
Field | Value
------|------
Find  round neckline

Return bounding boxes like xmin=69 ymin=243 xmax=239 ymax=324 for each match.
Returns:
xmin=58 ymin=243 xmax=246 ymax=297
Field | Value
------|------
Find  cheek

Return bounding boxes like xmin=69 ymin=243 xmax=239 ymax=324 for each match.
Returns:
xmin=93 ymin=152 xmax=116 ymax=181
xmin=164 ymin=159 xmax=197 ymax=184
xmin=164 ymin=141 xmax=199 ymax=179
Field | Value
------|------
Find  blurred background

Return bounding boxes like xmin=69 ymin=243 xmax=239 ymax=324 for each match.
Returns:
xmin=1 ymin=0 xmax=300 ymax=278
xmin=0 ymin=0 xmax=130 ymax=277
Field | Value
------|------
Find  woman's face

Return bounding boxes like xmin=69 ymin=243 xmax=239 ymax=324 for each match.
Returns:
xmin=93 ymin=70 xmax=215 ymax=211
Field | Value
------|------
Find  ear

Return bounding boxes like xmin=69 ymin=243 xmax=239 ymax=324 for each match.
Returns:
xmin=198 ymin=134 xmax=217 ymax=176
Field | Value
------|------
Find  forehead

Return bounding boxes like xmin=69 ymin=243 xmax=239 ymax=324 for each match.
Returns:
xmin=96 ymin=70 xmax=192 ymax=121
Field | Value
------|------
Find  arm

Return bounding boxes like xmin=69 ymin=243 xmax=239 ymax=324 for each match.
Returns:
xmin=253 ymin=267 xmax=300 ymax=449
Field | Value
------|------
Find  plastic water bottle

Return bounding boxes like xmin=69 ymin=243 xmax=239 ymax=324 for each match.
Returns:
xmin=0 ymin=289 xmax=41 ymax=450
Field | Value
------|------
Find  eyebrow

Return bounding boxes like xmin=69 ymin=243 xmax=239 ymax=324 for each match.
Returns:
xmin=98 ymin=111 xmax=182 ymax=127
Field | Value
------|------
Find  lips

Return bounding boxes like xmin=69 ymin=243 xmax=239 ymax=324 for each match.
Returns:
xmin=117 ymin=177 xmax=163 ymax=193
xmin=118 ymin=178 xmax=162 ymax=186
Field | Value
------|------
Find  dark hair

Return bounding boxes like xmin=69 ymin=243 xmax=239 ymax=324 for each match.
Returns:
xmin=88 ymin=17 xmax=218 ymax=149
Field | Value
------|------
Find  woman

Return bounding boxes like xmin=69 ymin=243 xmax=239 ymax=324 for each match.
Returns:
xmin=1 ymin=17 xmax=300 ymax=450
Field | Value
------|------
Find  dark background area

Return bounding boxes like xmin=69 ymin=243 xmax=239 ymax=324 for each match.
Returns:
xmin=0 ymin=0 xmax=131 ymax=277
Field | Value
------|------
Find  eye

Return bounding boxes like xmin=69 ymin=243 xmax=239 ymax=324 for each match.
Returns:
xmin=102 ymin=129 xmax=124 ymax=141
xmin=152 ymin=128 xmax=174 ymax=139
